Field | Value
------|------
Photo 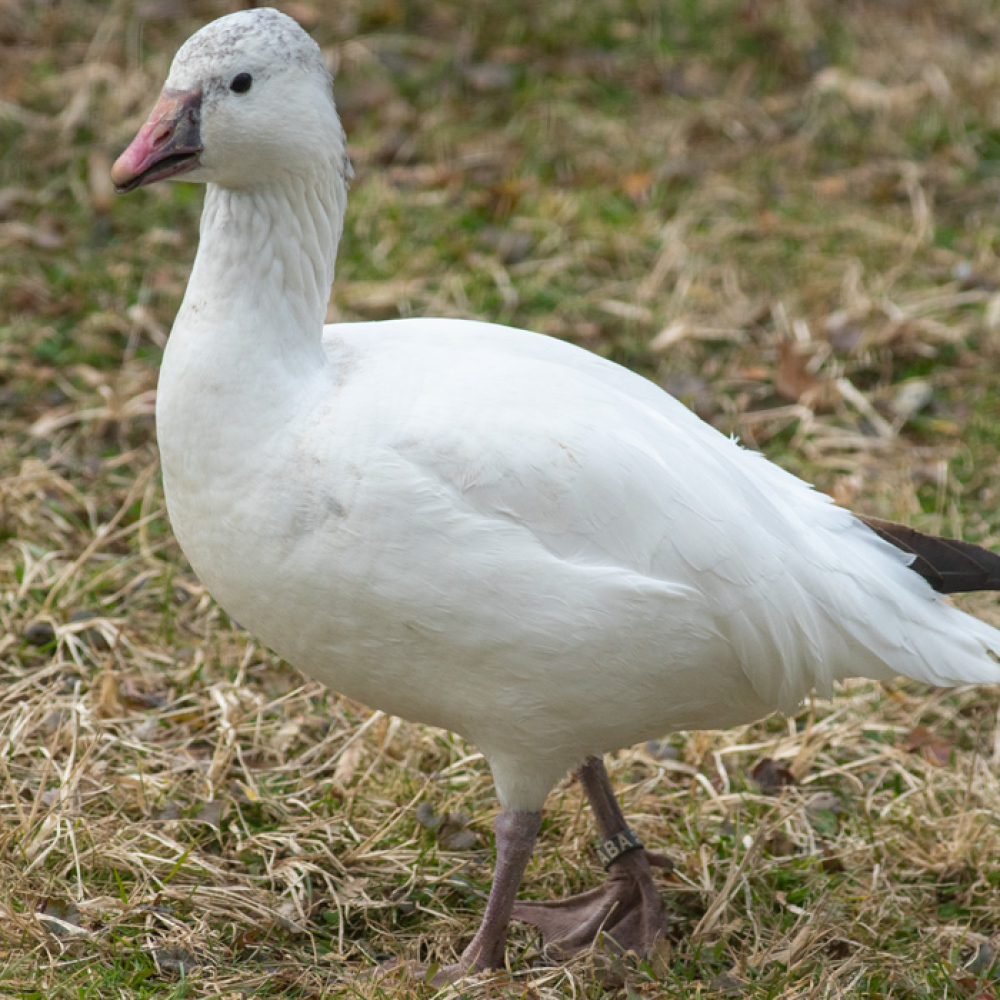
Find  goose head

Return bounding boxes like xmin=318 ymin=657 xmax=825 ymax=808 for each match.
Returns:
xmin=112 ymin=7 xmax=346 ymax=194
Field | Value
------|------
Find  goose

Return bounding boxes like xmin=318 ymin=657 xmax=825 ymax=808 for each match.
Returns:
xmin=112 ymin=7 xmax=1000 ymax=981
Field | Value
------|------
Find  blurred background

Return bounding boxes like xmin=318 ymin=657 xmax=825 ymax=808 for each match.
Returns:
xmin=4 ymin=1 xmax=1000 ymax=996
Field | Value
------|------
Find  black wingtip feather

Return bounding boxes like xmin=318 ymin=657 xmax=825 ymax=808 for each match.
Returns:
xmin=858 ymin=515 xmax=1000 ymax=594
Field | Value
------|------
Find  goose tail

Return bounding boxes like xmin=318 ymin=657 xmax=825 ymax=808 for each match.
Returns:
xmin=857 ymin=515 xmax=1000 ymax=595
xmin=841 ymin=517 xmax=1000 ymax=693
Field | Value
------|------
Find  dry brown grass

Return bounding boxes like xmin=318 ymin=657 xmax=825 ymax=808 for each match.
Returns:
xmin=4 ymin=0 xmax=1000 ymax=996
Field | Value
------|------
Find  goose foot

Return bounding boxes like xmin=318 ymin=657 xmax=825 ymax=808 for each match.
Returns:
xmin=513 ymin=756 xmax=672 ymax=958
xmin=512 ymin=845 xmax=669 ymax=957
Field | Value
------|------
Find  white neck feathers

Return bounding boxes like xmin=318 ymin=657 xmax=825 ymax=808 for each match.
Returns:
xmin=178 ymin=157 xmax=349 ymax=369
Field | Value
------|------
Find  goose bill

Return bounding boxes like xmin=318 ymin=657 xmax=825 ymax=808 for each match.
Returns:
xmin=112 ymin=89 xmax=203 ymax=194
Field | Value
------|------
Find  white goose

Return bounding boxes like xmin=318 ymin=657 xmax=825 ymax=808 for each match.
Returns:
xmin=113 ymin=8 xmax=1000 ymax=980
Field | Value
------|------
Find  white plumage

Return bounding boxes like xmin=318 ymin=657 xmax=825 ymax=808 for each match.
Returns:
xmin=112 ymin=7 xmax=1000 ymax=977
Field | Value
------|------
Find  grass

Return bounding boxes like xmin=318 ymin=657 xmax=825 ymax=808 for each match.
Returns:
xmin=3 ymin=0 xmax=1000 ymax=996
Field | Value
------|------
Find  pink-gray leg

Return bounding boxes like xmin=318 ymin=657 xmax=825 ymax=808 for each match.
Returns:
xmin=457 ymin=810 xmax=542 ymax=972
xmin=387 ymin=810 xmax=541 ymax=984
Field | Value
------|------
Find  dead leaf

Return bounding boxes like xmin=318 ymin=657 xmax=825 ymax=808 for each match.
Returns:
xmin=623 ymin=170 xmax=654 ymax=205
xmin=751 ymin=757 xmax=795 ymax=795
xmin=647 ymin=937 xmax=672 ymax=978
xmin=902 ymin=725 xmax=952 ymax=767
xmin=120 ymin=683 xmax=168 ymax=710
xmin=827 ymin=939 xmax=852 ymax=959
xmin=956 ymin=977 xmax=1000 ymax=1000
xmin=332 ymin=740 xmax=365 ymax=789
xmin=775 ymin=341 xmax=820 ymax=402
xmin=821 ymin=848 xmax=844 ymax=873
xmin=96 ymin=666 xmax=124 ymax=719
xmin=764 ymin=830 xmax=796 ymax=856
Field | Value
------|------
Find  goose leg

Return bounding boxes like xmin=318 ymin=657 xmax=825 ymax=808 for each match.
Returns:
xmin=391 ymin=810 xmax=541 ymax=984
xmin=456 ymin=810 xmax=542 ymax=972
xmin=511 ymin=756 xmax=670 ymax=957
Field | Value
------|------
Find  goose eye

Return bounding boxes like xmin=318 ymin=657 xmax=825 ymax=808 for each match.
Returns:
xmin=230 ymin=72 xmax=252 ymax=94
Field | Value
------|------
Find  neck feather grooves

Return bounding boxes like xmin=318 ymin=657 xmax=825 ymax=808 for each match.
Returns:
xmin=186 ymin=163 xmax=348 ymax=352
